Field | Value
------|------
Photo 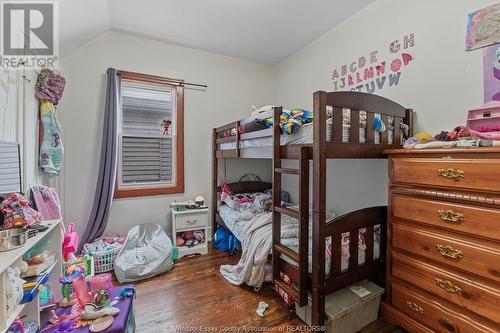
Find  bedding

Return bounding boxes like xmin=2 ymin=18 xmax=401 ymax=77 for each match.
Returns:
xmin=217 ymin=205 xmax=381 ymax=285
xmin=219 ymin=122 xmax=394 ymax=150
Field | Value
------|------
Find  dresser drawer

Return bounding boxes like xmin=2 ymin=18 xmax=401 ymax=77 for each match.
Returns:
xmin=391 ymin=282 xmax=499 ymax=333
xmin=392 ymin=252 xmax=500 ymax=322
xmin=392 ymin=222 xmax=500 ymax=283
xmin=393 ymin=195 xmax=500 ymax=240
xmin=175 ymin=212 xmax=208 ymax=230
xmin=392 ymin=158 xmax=500 ymax=192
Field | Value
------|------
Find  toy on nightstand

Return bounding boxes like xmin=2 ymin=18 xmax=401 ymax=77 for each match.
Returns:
xmin=71 ymin=275 xmax=93 ymax=306
xmin=62 ymin=223 xmax=79 ymax=262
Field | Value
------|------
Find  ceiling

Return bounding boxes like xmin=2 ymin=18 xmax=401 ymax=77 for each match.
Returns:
xmin=59 ymin=0 xmax=375 ymax=64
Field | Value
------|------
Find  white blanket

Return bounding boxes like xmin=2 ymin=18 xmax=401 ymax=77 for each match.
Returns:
xmin=219 ymin=212 xmax=298 ymax=288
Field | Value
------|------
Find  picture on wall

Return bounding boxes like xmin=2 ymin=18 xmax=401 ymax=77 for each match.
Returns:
xmin=484 ymin=44 xmax=500 ymax=102
xmin=466 ymin=3 xmax=500 ymax=51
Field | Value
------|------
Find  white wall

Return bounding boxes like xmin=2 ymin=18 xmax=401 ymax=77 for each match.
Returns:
xmin=274 ymin=0 xmax=496 ymax=214
xmin=0 ymin=70 xmax=45 ymax=192
xmin=59 ymin=31 xmax=273 ymax=237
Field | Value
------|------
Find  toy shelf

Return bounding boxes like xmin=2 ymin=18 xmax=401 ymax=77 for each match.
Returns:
xmin=0 ymin=220 xmax=62 ymax=333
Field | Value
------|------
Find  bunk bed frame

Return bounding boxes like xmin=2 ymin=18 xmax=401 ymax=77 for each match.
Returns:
xmin=212 ymin=91 xmax=414 ymax=326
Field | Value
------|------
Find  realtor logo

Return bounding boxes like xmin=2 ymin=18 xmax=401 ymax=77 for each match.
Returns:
xmin=1 ymin=1 xmax=59 ymax=70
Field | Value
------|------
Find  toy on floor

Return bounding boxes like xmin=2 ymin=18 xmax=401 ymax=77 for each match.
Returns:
xmin=62 ymin=223 xmax=78 ymax=262
xmin=72 ymin=275 xmax=93 ymax=306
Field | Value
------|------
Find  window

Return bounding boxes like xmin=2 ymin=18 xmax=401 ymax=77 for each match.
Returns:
xmin=115 ymin=71 xmax=184 ymax=198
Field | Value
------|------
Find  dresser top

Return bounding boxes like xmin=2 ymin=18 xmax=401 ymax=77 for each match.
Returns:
xmin=384 ymin=147 xmax=500 ymax=155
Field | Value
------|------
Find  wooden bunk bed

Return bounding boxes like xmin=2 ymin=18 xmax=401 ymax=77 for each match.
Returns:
xmin=211 ymin=91 xmax=414 ymax=326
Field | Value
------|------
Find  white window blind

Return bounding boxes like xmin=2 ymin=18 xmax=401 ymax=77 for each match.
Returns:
xmin=0 ymin=142 xmax=21 ymax=194
xmin=119 ymin=80 xmax=176 ymax=186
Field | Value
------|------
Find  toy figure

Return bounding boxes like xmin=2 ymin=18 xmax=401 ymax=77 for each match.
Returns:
xmin=62 ymin=223 xmax=79 ymax=262
xmin=161 ymin=119 xmax=172 ymax=135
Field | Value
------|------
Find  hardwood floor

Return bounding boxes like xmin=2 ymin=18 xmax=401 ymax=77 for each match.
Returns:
xmin=132 ymin=246 xmax=405 ymax=332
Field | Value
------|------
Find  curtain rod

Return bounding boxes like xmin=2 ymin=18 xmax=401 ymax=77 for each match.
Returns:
xmin=120 ymin=70 xmax=207 ymax=88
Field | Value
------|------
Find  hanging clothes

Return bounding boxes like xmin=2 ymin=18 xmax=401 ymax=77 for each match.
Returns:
xmin=31 ymin=185 xmax=62 ymax=221
xmin=39 ymin=100 xmax=64 ymax=176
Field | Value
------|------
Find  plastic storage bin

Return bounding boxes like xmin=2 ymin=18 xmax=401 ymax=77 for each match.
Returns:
xmin=21 ymin=273 xmax=49 ymax=304
xmin=295 ymin=280 xmax=384 ymax=333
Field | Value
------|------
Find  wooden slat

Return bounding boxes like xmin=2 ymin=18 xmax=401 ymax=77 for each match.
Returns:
xmin=311 ymin=91 xmax=327 ymax=326
xmin=365 ymin=226 xmax=374 ymax=264
xmin=275 ymin=168 xmax=300 ymax=175
xmin=272 ymin=106 xmax=283 ymax=284
xmin=215 ymin=122 xmax=237 ymax=133
xmin=274 ymin=279 xmax=299 ymax=301
xmin=350 ymin=109 xmax=360 ymax=144
xmin=274 ymin=244 xmax=299 ymax=262
xmin=235 ymin=121 xmax=240 ymax=157
xmin=366 ymin=112 xmax=375 ymax=144
xmin=332 ymin=233 xmax=342 ymax=276
xmin=215 ymin=136 xmax=237 ymax=144
xmin=298 ymin=146 xmax=309 ymax=307
xmin=274 ymin=206 xmax=300 ymax=219
xmin=212 ymin=129 xmax=219 ymax=243
xmin=393 ymin=116 xmax=401 ymax=146
xmin=332 ymin=107 xmax=343 ymax=143
xmin=349 ymin=229 xmax=359 ymax=269
xmin=381 ymin=114 xmax=389 ymax=144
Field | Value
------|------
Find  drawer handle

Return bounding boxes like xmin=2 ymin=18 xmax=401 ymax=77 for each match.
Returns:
xmin=437 ymin=168 xmax=464 ymax=180
xmin=406 ymin=301 xmax=424 ymax=314
xmin=436 ymin=244 xmax=463 ymax=259
xmin=440 ymin=318 xmax=456 ymax=332
xmin=437 ymin=209 xmax=464 ymax=224
xmin=435 ymin=279 xmax=462 ymax=295
xmin=186 ymin=219 xmax=198 ymax=224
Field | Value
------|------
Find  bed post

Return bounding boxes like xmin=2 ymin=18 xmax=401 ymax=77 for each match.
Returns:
xmin=212 ymin=128 xmax=218 ymax=245
xmin=404 ymin=108 xmax=414 ymax=138
xmin=311 ymin=91 xmax=327 ymax=327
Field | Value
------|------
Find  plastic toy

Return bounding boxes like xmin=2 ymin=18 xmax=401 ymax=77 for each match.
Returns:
xmin=118 ymin=286 xmax=136 ymax=299
xmin=71 ymin=275 xmax=93 ymax=306
xmin=89 ymin=273 xmax=113 ymax=294
xmin=93 ymin=289 xmax=110 ymax=307
xmin=62 ymin=223 xmax=79 ymax=262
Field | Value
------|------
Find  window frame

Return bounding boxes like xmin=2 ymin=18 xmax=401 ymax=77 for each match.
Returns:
xmin=114 ymin=71 xmax=184 ymax=198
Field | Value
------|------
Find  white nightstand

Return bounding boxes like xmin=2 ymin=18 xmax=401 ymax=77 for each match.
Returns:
xmin=172 ymin=208 xmax=209 ymax=259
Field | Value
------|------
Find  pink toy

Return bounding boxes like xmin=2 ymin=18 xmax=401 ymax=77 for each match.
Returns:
xmin=466 ymin=101 xmax=500 ymax=132
xmin=71 ymin=275 xmax=92 ymax=306
xmin=89 ymin=273 xmax=113 ymax=295
xmin=62 ymin=223 xmax=79 ymax=262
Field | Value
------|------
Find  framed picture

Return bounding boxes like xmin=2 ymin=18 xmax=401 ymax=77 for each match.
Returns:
xmin=466 ymin=3 xmax=500 ymax=51
xmin=484 ymin=44 xmax=500 ymax=102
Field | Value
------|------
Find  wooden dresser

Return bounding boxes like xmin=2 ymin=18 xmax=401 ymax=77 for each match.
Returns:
xmin=382 ymin=148 xmax=500 ymax=333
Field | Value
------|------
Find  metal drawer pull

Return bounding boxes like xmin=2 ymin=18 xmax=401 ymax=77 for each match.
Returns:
xmin=186 ymin=219 xmax=198 ymax=224
xmin=437 ymin=168 xmax=464 ymax=180
xmin=436 ymin=244 xmax=463 ymax=259
xmin=437 ymin=209 xmax=464 ymax=223
xmin=435 ymin=279 xmax=462 ymax=295
xmin=406 ymin=301 xmax=424 ymax=314
xmin=440 ymin=318 xmax=455 ymax=332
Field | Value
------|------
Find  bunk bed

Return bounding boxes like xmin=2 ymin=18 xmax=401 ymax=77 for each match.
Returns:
xmin=211 ymin=91 xmax=414 ymax=326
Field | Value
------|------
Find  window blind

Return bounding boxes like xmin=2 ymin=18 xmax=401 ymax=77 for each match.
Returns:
xmin=121 ymin=136 xmax=173 ymax=184
xmin=121 ymin=81 xmax=174 ymax=136
xmin=0 ymin=142 xmax=21 ymax=194
xmin=120 ymin=80 xmax=175 ymax=186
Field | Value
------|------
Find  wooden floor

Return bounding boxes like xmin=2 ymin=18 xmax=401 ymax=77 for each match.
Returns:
xmin=132 ymin=246 xmax=406 ymax=333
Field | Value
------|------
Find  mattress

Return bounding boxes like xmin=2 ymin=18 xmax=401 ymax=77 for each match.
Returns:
xmin=219 ymin=122 xmax=394 ymax=150
xmin=217 ymin=205 xmax=381 ymax=275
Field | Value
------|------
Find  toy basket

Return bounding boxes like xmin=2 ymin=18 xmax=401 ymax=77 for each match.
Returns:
xmin=92 ymin=246 xmax=122 ymax=273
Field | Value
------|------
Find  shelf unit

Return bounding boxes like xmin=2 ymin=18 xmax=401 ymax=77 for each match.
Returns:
xmin=0 ymin=220 xmax=62 ymax=333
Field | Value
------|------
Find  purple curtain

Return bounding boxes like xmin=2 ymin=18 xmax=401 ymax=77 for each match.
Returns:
xmin=80 ymin=68 xmax=121 ymax=250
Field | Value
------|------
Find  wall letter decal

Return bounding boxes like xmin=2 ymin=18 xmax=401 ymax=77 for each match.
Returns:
xmin=365 ymin=81 xmax=376 ymax=93
xmin=376 ymin=62 xmax=386 ymax=76
xmin=389 ymin=72 xmax=402 ymax=86
xmin=391 ymin=58 xmax=402 ymax=72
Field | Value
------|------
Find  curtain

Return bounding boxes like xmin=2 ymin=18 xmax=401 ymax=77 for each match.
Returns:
xmin=80 ymin=68 xmax=121 ymax=250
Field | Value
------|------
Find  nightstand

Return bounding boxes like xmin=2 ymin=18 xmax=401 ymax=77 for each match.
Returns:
xmin=172 ymin=208 xmax=209 ymax=259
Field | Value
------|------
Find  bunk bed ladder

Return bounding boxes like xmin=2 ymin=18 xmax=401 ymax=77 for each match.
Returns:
xmin=272 ymin=106 xmax=309 ymax=307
